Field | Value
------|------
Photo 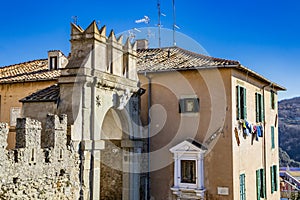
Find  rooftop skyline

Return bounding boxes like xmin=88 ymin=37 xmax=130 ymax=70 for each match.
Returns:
xmin=0 ymin=0 xmax=299 ymax=100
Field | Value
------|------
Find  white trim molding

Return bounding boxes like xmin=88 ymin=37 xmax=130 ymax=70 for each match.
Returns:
xmin=170 ymin=139 xmax=207 ymax=199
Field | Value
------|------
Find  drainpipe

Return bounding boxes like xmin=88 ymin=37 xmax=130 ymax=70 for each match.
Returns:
xmin=262 ymin=82 xmax=273 ymax=199
xmin=144 ymin=72 xmax=151 ymax=200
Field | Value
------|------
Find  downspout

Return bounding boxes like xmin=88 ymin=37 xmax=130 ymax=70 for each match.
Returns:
xmin=262 ymin=82 xmax=273 ymax=199
xmin=144 ymin=72 xmax=151 ymax=200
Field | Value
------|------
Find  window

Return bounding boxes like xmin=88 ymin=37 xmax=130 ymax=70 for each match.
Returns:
xmin=271 ymin=90 xmax=275 ymax=110
xmin=181 ymin=160 xmax=196 ymax=184
xmin=236 ymin=86 xmax=247 ymax=120
xmin=256 ymin=168 xmax=265 ymax=199
xmin=270 ymin=165 xmax=278 ymax=193
xmin=170 ymin=139 xmax=207 ymax=198
xmin=271 ymin=126 xmax=275 ymax=149
xmin=179 ymin=98 xmax=199 ymax=113
xmin=255 ymin=93 xmax=264 ymax=123
xmin=10 ymin=107 xmax=21 ymax=126
xmin=240 ymin=174 xmax=246 ymax=200
xmin=49 ymin=56 xmax=58 ymax=70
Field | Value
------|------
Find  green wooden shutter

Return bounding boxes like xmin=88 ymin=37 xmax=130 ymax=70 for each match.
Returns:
xmin=271 ymin=126 xmax=275 ymax=149
xmin=255 ymin=93 xmax=259 ymax=122
xmin=262 ymin=168 xmax=266 ymax=198
xmin=243 ymin=88 xmax=247 ymax=119
xmin=271 ymin=166 xmax=274 ymax=193
xmin=274 ymin=165 xmax=278 ymax=191
xmin=260 ymin=94 xmax=264 ymax=122
xmin=271 ymin=91 xmax=275 ymax=109
xmin=237 ymin=86 xmax=241 ymax=119
xmin=256 ymin=170 xmax=260 ymax=200
xmin=240 ymin=174 xmax=246 ymax=200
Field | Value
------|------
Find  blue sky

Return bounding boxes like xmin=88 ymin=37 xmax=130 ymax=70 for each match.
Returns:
xmin=0 ymin=0 xmax=299 ymax=100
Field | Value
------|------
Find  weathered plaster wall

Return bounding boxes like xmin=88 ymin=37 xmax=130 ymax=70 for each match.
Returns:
xmin=0 ymin=81 xmax=57 ymax=149
xmin=139 ymin=68 xmax=234 ymax=200
xmin=0 ymin=114 xmax=80 ymax=199
xmin=231 ymin=69 xmax=280 ymax=200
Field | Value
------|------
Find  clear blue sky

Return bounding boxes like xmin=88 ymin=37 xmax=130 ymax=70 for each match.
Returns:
xmin=0 ymin=0 xmax=299 ymax=100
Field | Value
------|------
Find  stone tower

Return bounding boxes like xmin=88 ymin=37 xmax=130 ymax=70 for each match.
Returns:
xmin=56 ymin=21 xmax=143 ymax=200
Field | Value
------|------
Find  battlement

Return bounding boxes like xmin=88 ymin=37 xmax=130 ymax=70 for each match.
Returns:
xmin=0 ymin=114 xmax=80 ymax=199
xmin=0 ymin=114 xmax=69 ymax=164
xmin=67 ymin=21 xmax=138 ymax=81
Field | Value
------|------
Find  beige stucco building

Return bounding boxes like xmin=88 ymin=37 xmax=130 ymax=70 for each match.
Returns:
xmin=137 ymin=47 xmax=285 ymax=199
xmin=0 ymin=21 xmax=285 ymax=200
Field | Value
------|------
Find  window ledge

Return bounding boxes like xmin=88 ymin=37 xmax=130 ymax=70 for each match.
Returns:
xmin=171 ymin=187 xmax=206 ymax=198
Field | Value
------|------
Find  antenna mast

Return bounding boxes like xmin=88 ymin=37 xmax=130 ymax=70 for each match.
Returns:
xmin=157 ymin=0 xmax=161 ymax=48
xmin=172 ymin=0 xmax=176 ymax=46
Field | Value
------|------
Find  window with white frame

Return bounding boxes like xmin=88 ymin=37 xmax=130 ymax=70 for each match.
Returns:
xmin=170 ymin=139 xmax=207 ymax=191
xmin=181 ymin=160 xmax=196 ymax=184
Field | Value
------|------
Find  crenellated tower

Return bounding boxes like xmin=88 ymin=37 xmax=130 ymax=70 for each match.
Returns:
xmin=55 ymin=21 xmax=143 ymax=200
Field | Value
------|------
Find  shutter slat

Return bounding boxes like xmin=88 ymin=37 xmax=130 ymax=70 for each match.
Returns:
xmin=237 ymin=86 xmax=241 ymax=119
xmin=274 ymin=165 xmax=278 ymax=191
xmin=261 ymin=94 xmax=264 ymax=122
xmin=256 ymin=170 xmax=260 ymax=200
xmin=271 ymin=166 xmax=274 ymax=193
xmin=243 ymin=88 xmax=247 ymax=119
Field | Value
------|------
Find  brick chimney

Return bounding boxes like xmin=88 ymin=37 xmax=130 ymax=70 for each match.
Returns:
xmin=136 ymin=39 xmax=148 ymax=50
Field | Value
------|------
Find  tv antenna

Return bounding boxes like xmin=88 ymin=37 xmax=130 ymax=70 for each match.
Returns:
xmin=172 ymin=0 xmax=179 ymax=46
xmin=157 ymin=0 xmax=166 ymax=48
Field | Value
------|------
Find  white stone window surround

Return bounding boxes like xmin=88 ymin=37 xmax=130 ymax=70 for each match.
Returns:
xmin=170 ymin=139 xmax=207 ymax=199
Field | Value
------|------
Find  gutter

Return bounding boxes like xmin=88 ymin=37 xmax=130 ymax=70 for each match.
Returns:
xmin=144 ymin=72 xmax=151 ymax=200
xmin=262 ymin=82 xmax=273 ymax=199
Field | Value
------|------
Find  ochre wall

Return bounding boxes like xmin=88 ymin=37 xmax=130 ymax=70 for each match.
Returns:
xmin=231 ymin=69 xmax=280 ymax=200
xmin=0 ymin=80 xmax=57 ymax=149
xmin=139 ymin=68 xmax=234 ymax=200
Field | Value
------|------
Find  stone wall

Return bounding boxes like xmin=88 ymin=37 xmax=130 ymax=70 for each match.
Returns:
xmin=0 ymin=114 xmax=80 ymax=199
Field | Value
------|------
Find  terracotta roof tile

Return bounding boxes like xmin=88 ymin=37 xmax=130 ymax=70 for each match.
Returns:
xmin=20 ymin=84 xmax=60 ymax=102
xmin=137 ymin=47 xmax=239 ymax=72
xmin=0 ymin=59 xmax=60 ymax=83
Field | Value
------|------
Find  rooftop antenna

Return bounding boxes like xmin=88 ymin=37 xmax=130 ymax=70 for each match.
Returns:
xmin=172 ymin=0 xmax=177 ymax=46
xmin=72 ymin=16 xmax=78 ymax=25
xmin=135 ymin=16 xmax=153 ymax=45
xmin=157 ymin=0 xmax=166 ymax=48
xmin=157 ymin=0 xmax=161 ymax=48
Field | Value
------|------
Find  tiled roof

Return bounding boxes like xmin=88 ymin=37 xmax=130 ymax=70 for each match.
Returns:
xmin=20 ymin=84 xmax=60 ymax=102
xmin=0 ymin=59 xmax=60 ymax=83
xmin=137 ymin=46 xmax=286 ymax=90
xmin=137 ymin=46 xmax=239 ymax=72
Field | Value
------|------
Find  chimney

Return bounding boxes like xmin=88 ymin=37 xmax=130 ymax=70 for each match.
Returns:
xmin=136 ymin=39 xmax=148 ymax=50
xmin=48 ymin=50 xmax=69 ymax=70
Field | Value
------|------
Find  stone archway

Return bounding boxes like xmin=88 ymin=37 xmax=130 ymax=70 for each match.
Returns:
xmin=100 ymin=108 xmax=129 ymax=200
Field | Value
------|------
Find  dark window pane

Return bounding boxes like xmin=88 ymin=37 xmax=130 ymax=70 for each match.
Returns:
xmin=181 ymin=160 xmax=196 ymax=184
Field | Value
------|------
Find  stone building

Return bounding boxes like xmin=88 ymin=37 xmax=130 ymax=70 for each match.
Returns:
xmin=0 ymin=20 xmax=285 ymax=200
xmin=19 ymin=21 xmax=145 ymax=200
xmin=0 ymin=50 xmax=68 ymax=149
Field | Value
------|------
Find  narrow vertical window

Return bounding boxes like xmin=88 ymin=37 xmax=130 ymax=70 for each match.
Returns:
xmin=270 ymin=165 xmax=278 ymax=193
xmin=271 ymin=90 xmax=275 ymax=110
xmin=271 ymin=126 xmax=275 ymax=149
xmin=50 ymin=56 xmax=58 ymax=70
xmin=255 ymin=93 xmax=264 ymax=123
xmin=256 ymin=168 xmax=265 ymax=199
xmin=237 ymin=86 xmax=247 ymax=120
xmin=240 ymin=174 xmax=246 ymax=200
